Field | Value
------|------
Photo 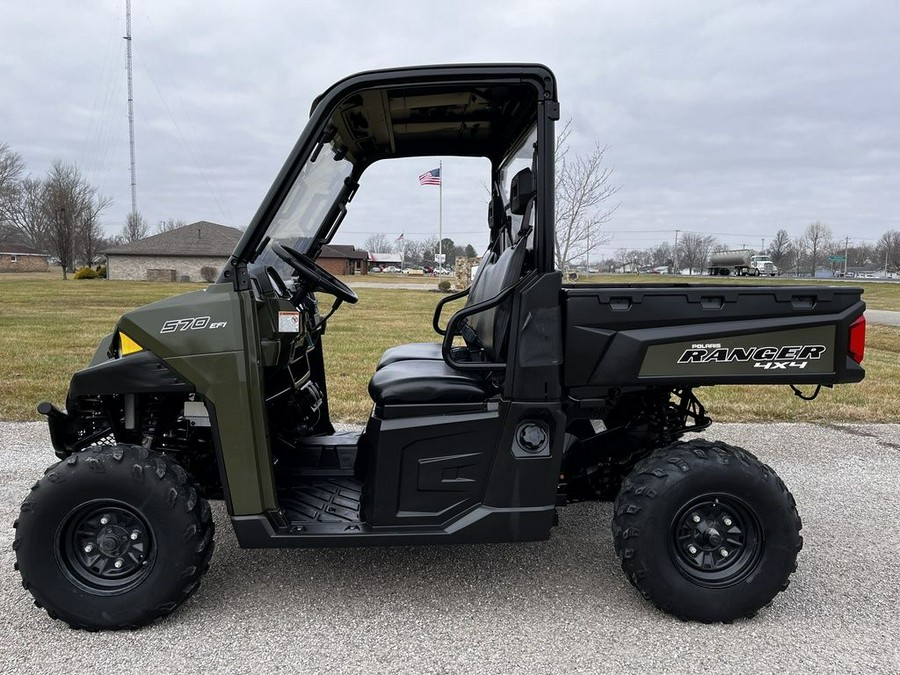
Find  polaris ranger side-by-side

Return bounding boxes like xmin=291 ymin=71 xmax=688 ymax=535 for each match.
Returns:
xmin=14 ymin=65 xmax=866 ymax=629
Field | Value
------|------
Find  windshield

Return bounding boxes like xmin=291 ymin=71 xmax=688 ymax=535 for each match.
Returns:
xmin=253 ymin=142 xmax=355 ymax=270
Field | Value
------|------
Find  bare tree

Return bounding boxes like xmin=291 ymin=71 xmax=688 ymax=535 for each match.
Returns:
xmin=676 ymin=232 xmax=717 ymax=275
xmin=836 ymin=241 xmax=875 ymax=269
xmin=41 ymin=161 xmax=109 ymax=279
xmin=156 ymin=218 xmax=186 ymax=234
xmin=0 ymin=143 xmax=26 ymax=242
xmin=121 ymin=211 xmax=149 ymax=244
xmin=877 ymin=230 xmax=900 ymax=273
xmin=42 ymin=162 xmax=84 ymax=278
xmin=5 ymin=177 xmax=50 ymax=251
xmin=802 ymin=221 xmax=832 ymax=276
xmin=403 ymin=239 xmax=425 ymax=266
xmin=0 ymin=143 xmax=25 ymax=211
xmin=77 ymin=194 xmax=113 ymax=266
xmin=363 ymin=232 xmax=393 ymax=254
xmin=554 ymin=121 xmax=619 ymax=270
xmin=766 ymin=229 xmax=794 ymax=272
xmin=648 ymin=241 xmax=673 ymax=269
xmin=420 ymin=235 xmax=439 ymax=263
xmin=791 ymin=235 xmax=808 ymax=276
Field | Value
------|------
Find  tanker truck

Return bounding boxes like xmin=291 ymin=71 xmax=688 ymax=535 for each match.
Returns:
xmin=707 ymin=249 xmax=778 ymax=276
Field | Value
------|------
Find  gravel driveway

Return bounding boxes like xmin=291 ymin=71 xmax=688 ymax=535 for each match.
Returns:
xmin=2 ymin=421 xmax=898 ymax=674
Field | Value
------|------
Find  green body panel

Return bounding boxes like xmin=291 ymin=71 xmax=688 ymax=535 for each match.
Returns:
xmin=117 ymin=283 xmax=276 ymax=515
xmin=90 ymin=334 xmax=115 ymax=366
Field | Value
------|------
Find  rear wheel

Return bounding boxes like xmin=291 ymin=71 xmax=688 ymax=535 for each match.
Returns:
xmin=612 ymin=439 xmax=801 ymax=622
xmin=13 ymin=445 xmax=214 ymax=630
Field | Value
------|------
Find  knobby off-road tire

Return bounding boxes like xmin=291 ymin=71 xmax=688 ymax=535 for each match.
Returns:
xmin=12 ymin=444 xmax=214 ymax=630
xmin=612 ymin=439 xmax=802 ymax=623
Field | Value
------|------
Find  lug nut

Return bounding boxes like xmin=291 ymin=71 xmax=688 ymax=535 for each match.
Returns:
xmin=723 ymin=517 xmax=733 ymax=527
xmin=691 ymin=514 xmax=701 ymax=523
xmin=114 ymin=558 xmax=124 ymax=569
xmin=720 ymin=548 xmax=729 ymax=558
xmin=687 ymin=545 xmax=698 ymax=555
xmin=130 ymin=531 xmax=140 ymax=541
xmin=99 ymin=515 xmax=110 ymax=525
xmin=83 ymin=544 xmax=94 ymax=554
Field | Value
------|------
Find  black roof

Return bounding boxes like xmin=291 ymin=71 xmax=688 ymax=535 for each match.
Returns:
xmin=319 ymin=244 xmax=369 ymax=260
xmin=0 ymin=242 xmax=46 ymax=255
xmin=103 ymin=221 xmax=242 ymax=257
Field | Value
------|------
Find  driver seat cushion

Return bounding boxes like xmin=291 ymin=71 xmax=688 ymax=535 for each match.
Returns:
xmin=368 ymin=359 xmax=490 ymax=406
xmin=377 ymin=343 xmax=477 ymax=369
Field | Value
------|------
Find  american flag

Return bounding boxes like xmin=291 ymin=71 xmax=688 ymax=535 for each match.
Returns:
xmin=418 ymin=167 xmax=441 ymax=186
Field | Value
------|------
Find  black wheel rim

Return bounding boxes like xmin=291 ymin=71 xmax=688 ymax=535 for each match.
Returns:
xmin=56 ymin=500 xmax=156 ymax=595
xmin=669 ymin=494 xmax=763 ymax=588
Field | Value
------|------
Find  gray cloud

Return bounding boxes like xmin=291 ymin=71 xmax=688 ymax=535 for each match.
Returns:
xmin=1 ymin=0 xmax=897 ymax=255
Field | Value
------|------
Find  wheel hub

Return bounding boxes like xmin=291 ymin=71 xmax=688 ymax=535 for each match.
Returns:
xmin=57 ymin=502 xmax=155 ymax=594
xmin=705 ymin=527 xmax=722 ymax=547
xmin=670 ymin=495 xmax=762 ymax=587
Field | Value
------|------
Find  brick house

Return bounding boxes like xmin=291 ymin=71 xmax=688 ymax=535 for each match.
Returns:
xmin=0 ymin=243 xmax=49 ymax=272
xmin=317 ymin=244 xmax=369 ymax=276
xmin=104 ymin=221 xmax=243 ymax=282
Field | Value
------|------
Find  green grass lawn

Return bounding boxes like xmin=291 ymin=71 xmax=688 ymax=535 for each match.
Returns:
xmin=0 ymin=274 xmax=896 ymax=423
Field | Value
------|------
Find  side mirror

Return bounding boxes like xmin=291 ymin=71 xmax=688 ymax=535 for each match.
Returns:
xmin=488 ymin=194 xmax=509 ymax=234
xmin=509 ymin=168 xmax=535 ymax=216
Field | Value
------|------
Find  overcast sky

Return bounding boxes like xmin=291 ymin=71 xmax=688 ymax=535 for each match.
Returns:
xmin=2 ymin=1 xmax=898 ymax=255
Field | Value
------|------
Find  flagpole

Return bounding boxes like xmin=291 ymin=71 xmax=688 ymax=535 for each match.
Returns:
xmin=438 ymin=160 xmax=443 ymax=265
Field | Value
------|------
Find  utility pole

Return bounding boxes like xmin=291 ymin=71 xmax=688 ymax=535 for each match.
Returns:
xmin=761 ymin=237 xmax=765 ymax=252
xmin=585 ymin=227 xmax=590 ymax=273
xmin=843 ymin=235 xmax=849 ymax=278
xmin=125 ymin=0 xmax=138 ymax=217
xmin=673 ymin=229 xmax=680 ymax=274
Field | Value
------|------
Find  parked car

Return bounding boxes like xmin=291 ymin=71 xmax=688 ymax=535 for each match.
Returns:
xmin=370 ymin=266 xmax=382 ymax=273
xmin=383 ymin=265 xmax=401 ymax=273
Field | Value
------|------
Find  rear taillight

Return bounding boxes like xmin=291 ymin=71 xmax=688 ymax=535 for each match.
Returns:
xmin=848 ymin=315 xmax=866 ymax=364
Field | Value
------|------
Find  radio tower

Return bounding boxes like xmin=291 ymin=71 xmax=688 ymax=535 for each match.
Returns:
xmin=125 ymin=0 xmax=138 ymax=217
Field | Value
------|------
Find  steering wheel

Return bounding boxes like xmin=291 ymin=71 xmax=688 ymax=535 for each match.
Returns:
xmin=271 ymin=242 xmax=358 ymax=304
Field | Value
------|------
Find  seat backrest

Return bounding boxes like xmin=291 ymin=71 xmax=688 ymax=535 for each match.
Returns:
xmin=455 ymin=167 xmax=534 ymax=362
xmin=465 ymin=238 xmax=526 ymax=361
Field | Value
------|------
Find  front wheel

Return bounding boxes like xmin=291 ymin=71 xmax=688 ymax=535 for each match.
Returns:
xmin=612 ymin=439 xmax=801 ymax=622
xmin=13 ymin=445 xmax=214 ymax=630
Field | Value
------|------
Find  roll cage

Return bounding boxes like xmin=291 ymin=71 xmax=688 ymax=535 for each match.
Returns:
xmin=218 ymin=64 xmax=559 ymax=290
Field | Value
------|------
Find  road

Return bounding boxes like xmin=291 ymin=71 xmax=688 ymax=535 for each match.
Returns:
xmin=2 ymin=421 xmax=899 ymax=674
xmin=866 ymin=309 xmax=900 ymax=326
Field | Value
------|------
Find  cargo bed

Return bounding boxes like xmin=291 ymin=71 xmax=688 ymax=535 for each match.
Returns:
xmin=562 ymin=283 xmax=865 ymax=397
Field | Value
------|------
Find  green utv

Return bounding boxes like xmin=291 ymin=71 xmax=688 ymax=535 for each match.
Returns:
xmin=14 ymin=65 xmax=866 ymax=630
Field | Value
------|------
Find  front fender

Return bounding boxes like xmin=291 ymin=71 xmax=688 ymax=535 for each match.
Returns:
xmin=68 ymin=351 xmax=193 ymax=399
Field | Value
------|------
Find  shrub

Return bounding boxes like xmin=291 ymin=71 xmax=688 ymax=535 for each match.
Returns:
xmin=95 ymin=265 xmax=107 ymax=278
xmin=437 ymin=280 xmax=451 ymax=292
xmin=199 ymin=265 xmax=218 ymax=282
xmin=73 ymin=267 xmax=98 ymax=280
